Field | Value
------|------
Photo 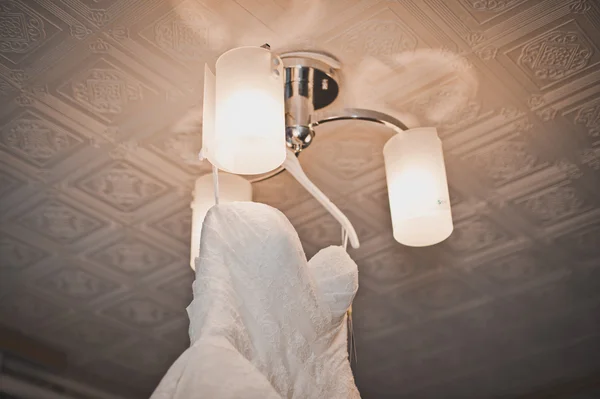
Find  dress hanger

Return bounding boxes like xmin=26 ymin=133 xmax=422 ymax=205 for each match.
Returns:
xmin=282 ymin=149 xmax=360 ymax=249
xmin=198 ymin=148 xmax=360 ymax=249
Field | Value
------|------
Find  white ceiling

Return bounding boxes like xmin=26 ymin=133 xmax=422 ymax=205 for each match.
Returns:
xmin=1 ymin=0 xmax=600 ymax=397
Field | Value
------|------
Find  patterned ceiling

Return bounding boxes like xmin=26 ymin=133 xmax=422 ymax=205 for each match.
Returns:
xmin=1 ymin=0 xmax=600 ymax=397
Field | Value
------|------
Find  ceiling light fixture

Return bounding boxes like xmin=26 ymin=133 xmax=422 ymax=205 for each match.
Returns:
xmin=198 ymin=45 xmax=453 ymax=255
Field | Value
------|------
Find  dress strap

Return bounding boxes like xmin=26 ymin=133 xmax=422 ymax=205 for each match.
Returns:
xmin=212 ymin=164 xmax=220 ymax=205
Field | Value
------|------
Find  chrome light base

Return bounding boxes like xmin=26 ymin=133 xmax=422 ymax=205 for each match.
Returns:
xmin=281 ymin=51 xmax=340 ymax=152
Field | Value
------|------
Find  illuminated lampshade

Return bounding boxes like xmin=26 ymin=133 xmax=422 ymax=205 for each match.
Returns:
xmin=189 ymin=173 xmax=252 ymax=269
xmin=203 ymin=46 xmax=286 ymax=175
xmin=383 ymin=127 xmax=453 ymax=247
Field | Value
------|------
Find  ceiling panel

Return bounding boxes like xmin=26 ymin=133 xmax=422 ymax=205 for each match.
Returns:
xmin=1 ymin=0 xmax=600 ymax=397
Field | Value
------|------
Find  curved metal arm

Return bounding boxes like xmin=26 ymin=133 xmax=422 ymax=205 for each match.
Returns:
xmin=311 ymin=108 xmax=409 ymax=134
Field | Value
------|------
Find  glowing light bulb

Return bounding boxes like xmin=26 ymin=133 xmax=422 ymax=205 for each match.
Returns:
xmin=383 ymin=127 xmax=453 ymax=246
xmin=203 ymin=46 xmax=285 ymax=175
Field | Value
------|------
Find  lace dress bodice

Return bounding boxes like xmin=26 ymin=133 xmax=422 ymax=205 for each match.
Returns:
xmin=150 ymin=202 xmax=360 ymax=399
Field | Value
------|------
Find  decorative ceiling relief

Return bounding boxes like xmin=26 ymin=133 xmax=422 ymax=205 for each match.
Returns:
xmin=334 ymin=18 xmax=418 ymax=59
xmin=14 ymin=199 xmax=105 ymax=244
xmin=34 ymin=266 xmax=119 ymax=301
xmin=575 ymin=100 xmax=600 ymax=139
xmin=74 ymin=161 xmax=170 ymax=212
xmin=0 ymin=1 xmax=47 ymax=56
xmin=87 ymin=236 xmax=178 ymax=276
xmin=61 ymin=62 xmax=148 ymax=117
xmin=461 ymin=130 xmax=548 ymax=186
xmin=461 ymin=0 xmax=528 ymax=13
xmin=48 ymin=318 xmax=130 ymax=351
xmin=0 ymin=234 xmax=48 ymax=269
xmin=143 ymin=3 xmax=213 ymax=61
xmin=513 ymin=181 xmax=594 ymax=226
xmin=518 ymin=29 xmax=593 ymax=82
xmin=445 ymin=216 xmax=510 ymax=253
xmin=0 ymin=110 xmax=85 ymax=167
xmin=1 ymin=0 xmax=600 ymax=398
xmin=101 ymin=296 xmax=178 ymax=328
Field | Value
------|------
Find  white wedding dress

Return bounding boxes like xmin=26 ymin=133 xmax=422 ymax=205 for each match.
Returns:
xmin=150 ymin=202 xmax=361 ymax=399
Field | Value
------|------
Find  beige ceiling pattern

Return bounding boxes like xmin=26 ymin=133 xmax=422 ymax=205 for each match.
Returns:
xmin=1 ymin=0 xmax=600 ymax=397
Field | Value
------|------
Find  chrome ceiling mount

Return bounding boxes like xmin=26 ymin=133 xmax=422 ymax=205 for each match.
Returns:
xmin=281 ymin=51 xmax=340 ymax=152
xmin=281 ymin=51 xmax=408 ymax=154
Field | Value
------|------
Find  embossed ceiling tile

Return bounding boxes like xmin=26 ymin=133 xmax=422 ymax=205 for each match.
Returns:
xmin=506 ymin=275 xmax=584 ymax=318
xmin=469 ymin=335 xmax=600 ymax=398
xmin=356 ymin=318 xmax=460 ymax=367
xmin=393 ymin=70 xmax=519 ymax=143
xmin=0 ymin=74 xmax=15 ymax=97
xmin=444 ymin=298 xmax=520 ymax=336
xmin=385 ymin=271 xmax=485 ymax=316
xmin=303 ymin=121 xmax=391 ymax=194
xmin=73 ymin=160 xmax=171 ymax=212
xmin=0 ymin=232 xmax=48 ymax=269
xmin=323 ymin=3 xmax=420 ymax=66
xmin=358 ymin=344 xmax=467 ymax=395
xmin=352 ymin=291 xmax=415 ymax=336
xmin=457 ymin=126 xmax=550 ymax=187
xmin=563 ymin=96 xmax=600 ymax=147
xmin=0 ymin=1 xmax=66 ymax=67
xmin=87 ymin=234 xmax=178 ymax=276
xmin=571 ymin=264 xmax=600 ymax=300
xmin=154 ymin=270 xmax=194 ymax=307
xmin=159 ymin=320 xmax=190 ymax=352
xmin=354 ymin=243 xmax=440 ymax=290
xmin=511 ymin=179 xmax=596 ymax=227
xmin=0 ymin=290 xmax=69 ymax=331
xmin=0 ymin=109 xmax=86 ymax=167
xmin=253 ymin=170 xmax=314 ymax=211
xmin=419 ymin=332 xmax=600 ymax=399
xmin=14 ymin=198 xmax=106 ymax=244
xmin=469 ymin=249 xmax=564 ymax=292
xmin=101 ymin=295 xmax=179 ymax=328
xmin=580 ymin=146 xmax=600 ymax=172
xmin=124 ymin=0 xmax=271 ymax=80
xmin=355 ymin=344 xmax=461 ymax=395
xmin=50 ymin=54 xmax=162 ymax=124
xmin=453 ymin=0 xmax=532 ymax=26
xmin=501 ymin=16 xmax=600 ymax=92
xmin=76 ymin=359 xmax=157 ymax=398
xmin=149 ymin=205 xmax=192 ymax=244
xmin=294 ymin=204 xmax=381 ymax=251
xmin=2 ymin=0 xmax=600 ymax=395
xmin=335 ymin=172 xmax=398 ymax=233
xmin=142 ymin=127 xmax=212 ymax=175
xmin=442 ymin=214 xmax=510 ymax=254
xmin=60 ymin=0 xmax=139 ymax=28
xmin=503 ymin=308 xmax=600 ymax=358
xmin=33 ymin=264 xmax=120 ymax=301
xmin=112 ymin=338 xmax=180 ymax=376
xmin=238 ymin=0 xmax=377 ymax=41
xmin=45 ymin=317 xmax=130 ymax=352
xmin=135 ymin=0 xmax=222 ymax=64
xmin=553 ymin=219 xmax=600 ymax=263
xmin=0 ymin=166 xmax=26 ymax=200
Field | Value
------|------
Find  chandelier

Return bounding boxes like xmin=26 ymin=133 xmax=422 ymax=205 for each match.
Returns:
xmin=189 ymin=45 xmax=453 ymax=268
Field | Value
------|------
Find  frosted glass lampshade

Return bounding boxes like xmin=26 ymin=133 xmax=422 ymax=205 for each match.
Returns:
xmin=204 ymin=46 xmax=285 ymax=175
xmin=383 ymin=127 xmax=453 ymax=247
xmin=189 ymin=173 xmax=252 ymax=269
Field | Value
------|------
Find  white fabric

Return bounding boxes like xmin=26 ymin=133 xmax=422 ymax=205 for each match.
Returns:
xmin=150 ymin=202 xmax=360 ymax=399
